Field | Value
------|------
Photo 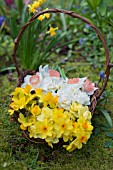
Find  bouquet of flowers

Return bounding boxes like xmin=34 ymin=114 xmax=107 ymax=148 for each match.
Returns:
xmin=9 ymin=65 xmax=98 ymax=152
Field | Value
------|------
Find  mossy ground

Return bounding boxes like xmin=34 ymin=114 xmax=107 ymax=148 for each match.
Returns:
xmin=0 ymin=57 xmax=113 ymax=170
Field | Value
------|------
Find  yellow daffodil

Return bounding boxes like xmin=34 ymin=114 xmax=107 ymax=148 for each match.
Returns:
xmin=72 ymin=121 xmax=78 ymax=135
xmin=10 ymin=96 xmax=26 ymax=111
xmin=36 ymin=119 xmax=53 ymax=139
xmin=43 ymin=92 xmax=58 ymax=108
xmin=76 ymin=128 xmax=91 ymax=145
xmin=31 ymin=105 xmax=41 ymax=116
xmin=28 ymin=124 xmax=37 ymax=138
xmin=18 ymin=113 xmax=34 ymax=127
xmin=24 ymin=84 xmax=32 ymax=94
xmin=64 ymin=130 xmax=90 ymax=152
xmin=20 ymin=124 xmax=27 ymax=130
xmin=54 ymin=117 xmax=73 ymax=139
xmin=77 ymin=116 xmax=93 ymax=132
xmin=8 ymin=109 xmax=14 ymax=115
xmin=52 ymin=108 xmax=64 ymax=122
xmin=46 ymin=27 xmax=58 ymax=36
xmin=69 ymin=102 xmax=82 ymax=118
xmin=63 ymin=139 xmax=77 ymax=152
xmin=38 ymin=15 xmax=45 ymax=21
xmin=45 ymin=135 xmax=59 ymax=148
xmin=36 ymin=107 xmax=53 ymax=122
xmin=83 ymin=110 xmax=92 ymax=120
xmin=69 ymin=102 xmax=92 ymax=120
xmin=11 ymin=87 xmax=24 ymax=97
xmin=28 ymin=0 xmax=46 ymax=13
xmin=38 ymin=13 xmax=50 ymax=21
xmin=35 ymin=88 xmax=43 ymax=95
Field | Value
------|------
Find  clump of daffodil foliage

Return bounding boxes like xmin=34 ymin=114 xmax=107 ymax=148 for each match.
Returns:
xmin=9 ymin=65 xmax=97 ymax=152
xmin=28 ymin=0 xmax=58 ymax=36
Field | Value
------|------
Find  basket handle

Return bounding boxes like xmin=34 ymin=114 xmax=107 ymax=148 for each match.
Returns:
xmin=12 ymin=8 xmax=113 ymax=99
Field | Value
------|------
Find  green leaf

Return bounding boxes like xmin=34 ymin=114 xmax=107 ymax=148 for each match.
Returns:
xmin=57 ymin=67 xmax=67 ymax=79
xmin=14 ymin=0 xmax=24 ymax=14
xmin=105 ymin=132 xmax=113 ymax=138
xmin=99 ymin=0 xmax=107 ymax=16
xmin=98 ymin=108 xmax=113 ymax=127
xmin=94 ymin=128 xmax=101 ymax=135
xmin=60 ymin=13 xmax=67 ymax=31
xmin=104 ymin=140 xmax=113 ymax=148
xmin=101 ymin=127 xmax=111 ymax=131
xmin=86 ymin=0 xmax=101 ymax=10
xmin=0 ymin=67 xmax=16 ymax=72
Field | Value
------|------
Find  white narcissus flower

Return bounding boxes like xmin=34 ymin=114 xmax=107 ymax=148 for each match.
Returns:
xmin=57 ymin=84 xmax=74 ymax=109
xmin=40 ymin=77 xmax=52 ymax=91
xmin=37 ymin=65 xmax=49 ymax=78
xmin=66 ymin=77 xmax=87 ymax=90
xmin=21 ymin=65 xmax=98 ymax=108
xmin=47 ymin=77 xmax=66 ymax=91
xmin=73 ymin=91 xmax=90 ymax=106
xmin=21 ymin=75 xmax=32 ymax=88
xmin=21 ymin=74 xmax=41 ymax=89
xmin=57 ymin=84 xmax=90 ymax=109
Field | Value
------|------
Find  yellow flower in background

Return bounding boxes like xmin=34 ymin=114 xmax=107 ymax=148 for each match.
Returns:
xmin=38 ymin=13 xmax=50 ymax=21
xmin=44 ymin=13 xmax=50 ymax=19
xmin=46 ymin=27 xmax=58 ymax=36
xmin=38 ymin=14 xmax=45 ymax=21
xmin=28 ymin=0 xmax=46 ymax=13
xmin=38 ymin=8 xmax=50 ymax=21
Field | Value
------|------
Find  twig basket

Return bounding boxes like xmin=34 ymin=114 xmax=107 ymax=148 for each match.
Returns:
xmin=11 ymin=8 xmax=113 ymax=147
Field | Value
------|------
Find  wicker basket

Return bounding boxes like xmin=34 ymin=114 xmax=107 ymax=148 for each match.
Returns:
xmin=11 ymin=8 xmax=113 ymax=144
